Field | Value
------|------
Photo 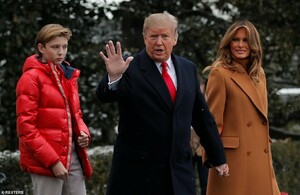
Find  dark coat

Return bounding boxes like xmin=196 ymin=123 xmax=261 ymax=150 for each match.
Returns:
xmin=96 ymin=49 xmax=226 ymax=195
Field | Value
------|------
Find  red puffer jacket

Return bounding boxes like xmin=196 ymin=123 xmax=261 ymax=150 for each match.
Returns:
xmin=16 ymin=54 xmax=92 ymax=179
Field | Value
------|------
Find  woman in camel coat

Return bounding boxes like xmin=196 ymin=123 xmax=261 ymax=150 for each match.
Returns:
xmin=203 ymin=20 xmax=281 ymax=195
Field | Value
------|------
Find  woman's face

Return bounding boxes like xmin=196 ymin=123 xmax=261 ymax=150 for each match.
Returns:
xmin=230 ymin=28 xmax=250 ymax=65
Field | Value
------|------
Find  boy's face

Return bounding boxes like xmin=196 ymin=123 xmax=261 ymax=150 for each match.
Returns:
xmin=38 ymin=36 xmax=68 ymax=65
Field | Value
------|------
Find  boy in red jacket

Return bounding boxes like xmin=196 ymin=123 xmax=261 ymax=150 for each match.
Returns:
xmin=16 ymin=24 xmax=92 ymax=195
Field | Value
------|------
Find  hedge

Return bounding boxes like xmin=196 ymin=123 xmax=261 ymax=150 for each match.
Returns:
xmin=0 ymin=140 xmax=299 ymax=195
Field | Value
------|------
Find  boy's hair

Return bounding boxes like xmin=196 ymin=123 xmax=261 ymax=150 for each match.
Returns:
xmin=35 ymin=24 xmax=72 ymax=55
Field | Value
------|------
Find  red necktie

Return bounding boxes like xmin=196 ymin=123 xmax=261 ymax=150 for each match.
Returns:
xmin=161 ymin=62 xmax=176 ymax=102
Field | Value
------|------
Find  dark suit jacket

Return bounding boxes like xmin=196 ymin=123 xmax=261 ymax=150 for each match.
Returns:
xmin=96 ymin=49 xmax=226 ymax=195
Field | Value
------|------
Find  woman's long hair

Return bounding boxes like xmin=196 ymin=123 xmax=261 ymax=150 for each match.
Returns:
xmin=203 ymin=20 xmax=263 ymax=84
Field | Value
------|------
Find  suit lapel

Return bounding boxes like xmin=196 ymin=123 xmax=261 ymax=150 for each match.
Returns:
xmin=139 ymin=50 xmax=174 ymax=109
xmin=231 ymin=71 xmax=267 ymax=119
xmin=172 ymin=55 xmax=185 ymax=106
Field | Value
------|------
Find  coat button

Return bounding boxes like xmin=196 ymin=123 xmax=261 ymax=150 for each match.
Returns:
xmin=247 ymin=121 xmax=252 ymax=127
xmin=262 ymin=120 xmax=267 ymax=125
xmin=247 ymin=150 xmax=251 ymax=155
xmin=264 ymin=148 xmax=269 ymax=153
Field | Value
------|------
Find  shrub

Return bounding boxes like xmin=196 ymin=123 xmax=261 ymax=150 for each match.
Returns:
xmin=0 ymin=142 xmax=299 ymax=195
xmin=0 ymin=146 xmax=113 ymax=195
xmin=86 ymin=146 xmax=113 ymax=195
xmin=0 ymin=151 xmax=32 ymax=194
xmin=272 ymin=139 xmax=300 ymax=195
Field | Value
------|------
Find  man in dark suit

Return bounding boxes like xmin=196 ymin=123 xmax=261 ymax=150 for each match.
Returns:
xmin=96 ymin=12 xmax=229 ymax=195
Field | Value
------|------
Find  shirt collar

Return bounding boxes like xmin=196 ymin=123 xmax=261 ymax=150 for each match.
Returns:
xmin=155 ymin=57 xmax=172 ymax=69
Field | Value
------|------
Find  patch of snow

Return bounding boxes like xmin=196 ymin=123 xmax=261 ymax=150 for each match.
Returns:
xmin=0 ymin=146 xmax=113 ymax=159
xmin=87 ymin=145 xmax=114 ymax=156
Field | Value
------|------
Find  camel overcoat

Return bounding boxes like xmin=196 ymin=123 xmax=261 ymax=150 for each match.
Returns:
xmin=205 ymin=65 xmax=280 ymax=195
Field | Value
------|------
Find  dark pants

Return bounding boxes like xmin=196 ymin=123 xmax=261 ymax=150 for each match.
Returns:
xmin=192 ymin=155 xmax=208 ymax=195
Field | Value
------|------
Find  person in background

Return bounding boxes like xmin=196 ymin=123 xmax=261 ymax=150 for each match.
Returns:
xmin=190 ymin=128 xmax=208 ymax=195
xmin=190 ymin=77 xmax=209 ymax=195
xmin=96 ymin=11 xmax=229 ymax=195
xmin=16 ymin=24 xmax=92 ymax=195
xmin=203 ymin=20 xmax=281 ymax=195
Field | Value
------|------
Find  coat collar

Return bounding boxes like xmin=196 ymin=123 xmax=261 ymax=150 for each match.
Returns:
xmin=23 ymin=54 xmax=79 ymax=80
xmin=230 ymin=70 xmax=267 ymax=119
xmin=138 ymin=50 xmax=185 ymax=109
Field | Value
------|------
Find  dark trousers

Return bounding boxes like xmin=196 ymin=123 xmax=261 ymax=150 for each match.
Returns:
xmin=192 ymin=155 xmax=208 ymax=195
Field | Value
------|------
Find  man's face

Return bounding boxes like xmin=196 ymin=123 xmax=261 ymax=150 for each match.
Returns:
xmin=38 ymin=36 xmax=68 ymax=65
xmin=144 ymin=25 xmax=177 ymax=63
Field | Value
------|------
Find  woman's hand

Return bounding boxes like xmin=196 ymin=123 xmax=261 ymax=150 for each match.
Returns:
xmin=214 ymin=163 xmax=230 ymax=177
